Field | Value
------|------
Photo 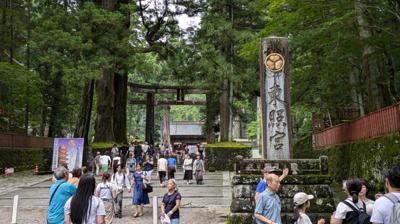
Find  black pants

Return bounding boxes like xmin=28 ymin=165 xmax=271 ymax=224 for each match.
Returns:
xmin=159 ymin=171 xmax=166 ymax=184
xmin=115 ymin=192 xmax=123 ymax=216
xmin=168 ymin=167 xmax=175 ymax=179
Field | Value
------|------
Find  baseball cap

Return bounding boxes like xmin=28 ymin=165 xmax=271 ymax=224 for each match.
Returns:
xmin=293 ymin=192 xmax=314 ymax=206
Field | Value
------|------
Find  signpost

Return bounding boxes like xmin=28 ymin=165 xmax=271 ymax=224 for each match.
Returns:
xmin=260 ymin=37 xmax=292 ymax=159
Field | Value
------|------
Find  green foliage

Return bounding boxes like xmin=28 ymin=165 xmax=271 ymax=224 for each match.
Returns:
xmin=206 ymin=141 xmax=251 ymax=149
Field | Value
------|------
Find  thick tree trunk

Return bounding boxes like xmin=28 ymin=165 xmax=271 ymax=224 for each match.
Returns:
xmin=383 ymin=48 xmax=400 ymax=102
xmin=354 ymin=0 xmax=383 ymax=112
xmin=48 ymin=72 xmax=64 ymax=137
xmin=113 ymin=72 xmax=127 ymax=144
xmin=94 ymin=69 xmax=115 ymax=142
xmin=349 ymin=67 xmax=365 ymax=116
xmin=74 ymin=80 xmax=94 ymax=145
xmin=161 ymin=105 xmax=170 ymax=147
xmin=205 ymin=92 xmax=217 ymax=143
xmin=145 ymin=92 xmax=155 ymax=145
xmin=219 ymin=78 xmax=230 ymax=141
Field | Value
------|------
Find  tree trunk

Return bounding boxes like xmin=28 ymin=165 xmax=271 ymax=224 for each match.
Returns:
xmin=161 ymin=105 xmax=171 ymax=147
xmin=354 ymin=0 xmax=383 ymax=112
xmin=383 ymin=48 xmax=400 ymax=102
xmin=205 ymin=92 xmax=217 ymax=143
xmin=219 ymin=78 xmax=230 ymax=141
xmin=48 ymin=72 xmax=64 ymax=137
xmin=74 ymin=80 xmax=94 ymax=145
xmin=145 ymin=92 xmax=155 ymax=145
xmin=94 ymin=69 xmax=115 ymax=142
xmin=349 ymin=66 xmax=365 ymax=116
xmin=113 ymin=72 xmax=127 ymax=144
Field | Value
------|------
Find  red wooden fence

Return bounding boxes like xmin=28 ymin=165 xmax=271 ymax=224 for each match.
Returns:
xmin=314 ymin=103 xmax=400 ymax=149
xmin=0 ymin=133 xmax=53 ymax=149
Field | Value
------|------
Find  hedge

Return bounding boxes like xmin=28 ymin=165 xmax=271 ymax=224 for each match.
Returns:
xmin=205 ymin=141 xmax=252 ymax=171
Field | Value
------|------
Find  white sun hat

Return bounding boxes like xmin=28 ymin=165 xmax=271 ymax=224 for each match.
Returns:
xmin=293 ymin=192 xmax=314 ymax=206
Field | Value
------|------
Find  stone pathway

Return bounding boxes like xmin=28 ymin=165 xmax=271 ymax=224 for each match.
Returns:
xmin=0 ymin=170 xmax=52 ymax=196
xmin=0 ymin=170 xmax=232 ymax=224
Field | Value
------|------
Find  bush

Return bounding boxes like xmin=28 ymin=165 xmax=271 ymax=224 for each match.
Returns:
xmin=205 ymin=142 xmax=252 ymax=171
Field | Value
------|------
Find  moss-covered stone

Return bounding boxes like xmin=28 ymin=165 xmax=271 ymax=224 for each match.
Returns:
xmin=315 ymin=131 xmax=400 ymax=192
xmin=205 ymin=142 xmax=251 ymax=171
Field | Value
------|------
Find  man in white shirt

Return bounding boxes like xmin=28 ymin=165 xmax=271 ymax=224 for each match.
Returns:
xmin=111 ymin=165 xmax=131 ymax=218
xmin=371 ymin=165 xmax=400 ymax=224
xmin=142 ymin=142 xmax=149 ymax=154
xmin=157 ymin=154 xmax=168 ymax=186
xmin=100 ymin=152 xmax=111 ymax=174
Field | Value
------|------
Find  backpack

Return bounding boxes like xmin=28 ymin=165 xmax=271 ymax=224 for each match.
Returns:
xmin=383 ymin=193 xmax=400 ymax=224
xmin=342 ymin=200 xmax=371 ymax=224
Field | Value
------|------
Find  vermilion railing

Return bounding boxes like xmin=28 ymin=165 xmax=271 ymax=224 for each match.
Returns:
xmin=0 ymin=133 xmax=53 ymax=149
xmin=314 ymin=103 xmax=400 ymax=149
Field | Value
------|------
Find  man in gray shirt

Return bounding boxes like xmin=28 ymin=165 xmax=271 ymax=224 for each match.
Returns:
xmin=254 ymin=173 xmax=282 ymax=224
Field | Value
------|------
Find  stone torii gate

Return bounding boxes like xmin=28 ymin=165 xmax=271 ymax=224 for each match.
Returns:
xmin=128 ymin=83 xmax=208 ymax=145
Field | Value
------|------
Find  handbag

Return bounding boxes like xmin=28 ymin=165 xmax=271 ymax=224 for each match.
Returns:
xmin=142 ymin=181 xmax=153 ymax=193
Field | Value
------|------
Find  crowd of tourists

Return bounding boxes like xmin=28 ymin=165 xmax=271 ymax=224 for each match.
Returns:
xmin=48 ymin=142 xmax=206 ymax=224
xmin=253 ymin=165 xmax=400 ymax=224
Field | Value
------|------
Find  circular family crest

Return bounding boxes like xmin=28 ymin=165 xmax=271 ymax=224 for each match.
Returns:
xmin=265 ymin=53 xmax=285 ymax=72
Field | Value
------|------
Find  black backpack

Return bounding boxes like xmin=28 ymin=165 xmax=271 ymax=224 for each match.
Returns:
xmin=342 ymin=200 xmax=371 ymax=224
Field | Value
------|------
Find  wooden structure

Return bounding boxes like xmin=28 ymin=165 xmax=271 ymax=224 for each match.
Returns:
xmin=128 ymin=83 xmax=208 ymax=144
xmin=259 ymin=37 xmax=293 ymax=159
xmin=314 ymin=103 xmax=400 ymax=149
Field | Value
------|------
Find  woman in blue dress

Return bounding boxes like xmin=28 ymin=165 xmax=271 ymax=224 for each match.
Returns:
xmin=132 ymin=163 xmax=149 ymax=217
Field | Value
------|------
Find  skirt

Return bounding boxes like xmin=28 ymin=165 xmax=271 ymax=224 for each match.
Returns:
xmin=183 ymin=170 xmax=193 ymax=180
xmin=103 ymin=200 xmax=114 ymax=224
xmin=132 ymin=183 xmax=150 ymax=205
xmin=195 ymin=170 xmax=203 ymax=181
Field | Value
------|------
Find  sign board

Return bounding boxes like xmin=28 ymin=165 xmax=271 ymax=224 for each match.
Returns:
xmin=52 ymin=138 xmax=84 ymax=171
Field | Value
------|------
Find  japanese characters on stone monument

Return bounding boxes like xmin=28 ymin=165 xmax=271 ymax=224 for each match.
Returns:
xmin=260 ymin=37 xmax=292 ymax=159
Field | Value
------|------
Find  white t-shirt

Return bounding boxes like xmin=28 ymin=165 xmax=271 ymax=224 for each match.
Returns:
xmin=111 ymin=172 xmax=131 ymax=192
xmin=157 ymin=158 xmax=168 ymax=172
xmin=64 ymin=196 xmax=106 ymax=224
xmin=334 ymin=198 xmax=366 ymax=220
xmin=295 ymin=213 xmax=312 ymax=224
xmin=112 ymin=156 xmax=121 ymax=166
xmin=99 ymin=155 xmax=111 ymax=165
xmin=95 ymin=182 xmax=116 ymax=200
xmin=371 ymin=192 xmax=400 ymax=224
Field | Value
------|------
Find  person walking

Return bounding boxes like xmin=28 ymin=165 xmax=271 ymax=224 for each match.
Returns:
xmin=95 ymin=173 xmax=117 ymax=224
xmin=160 ymin=179 xmax=182 ymax=224
xmin=183 ymin=154 xmax=193 ymax=184
xmin=254 ymin=173 xmax=282 ymax=224
xmin=94 ymin=152 xmax=101 ymax=176
xmin=134 ymin=145 xmax=143 ymax=164
xmin=143 ymin=154 xmax=154 ymax=183
xmin=167 ymin=154 xmax=177 ymax=179
xmin=111 ymin=144 xmax=119 ymax=159
xmin=111 ymin=164 xmax=131 ymax=218
xmin=64 ymin=175 xmax=106 ymax=224
xmin=100 ymin=151 xmax=111 ymax=174
xmin=132 ymin=163 xmax=150 ymax=217
xmin=371 ymin=165 xmax=400 ymax=224
xmin=359 ymin=179 xmax=374 ymax=215
xmin=112 ymin=153 xmax=122 ymax=172
xmin=193 ymin=154 xmax=205 ymax=185
xmin=126 ymin=152 xmax=136 ymax=178
xmin=48 ymin=166 xmax=77 ymax=224
xmin=330 ymin=178 xmax=366 ymax=224
xmin=67 ymin=168 xmax=82 ymax=187
xmin=255 ymin=167 xmax=289 ymax=201
xmin=292 ymin=192 xmax=325 ymax=224
xmin=158 ymin=154 xmax=168 ymax=186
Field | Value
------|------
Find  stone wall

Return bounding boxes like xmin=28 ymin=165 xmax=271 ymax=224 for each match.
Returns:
xmin=230 ymin=157 xmax=335 ymax=224
xmin=205 ymin=142 xmax=252 ymax=171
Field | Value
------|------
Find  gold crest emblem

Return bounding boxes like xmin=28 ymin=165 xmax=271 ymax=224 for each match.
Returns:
xmin=265 ymin=53 xmax=285 ymax=72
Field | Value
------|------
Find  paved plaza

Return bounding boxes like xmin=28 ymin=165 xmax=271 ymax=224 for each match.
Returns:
xmin=0 ymin=170 xmax=232 ymax=224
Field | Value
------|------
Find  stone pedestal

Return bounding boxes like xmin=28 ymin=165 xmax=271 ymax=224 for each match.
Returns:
xmin=230 ymin=156 xmax=335 ymax=224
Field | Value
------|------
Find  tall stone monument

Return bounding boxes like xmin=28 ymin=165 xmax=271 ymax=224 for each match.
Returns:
xmin=260 ymin=37 xmax=292 ymax=159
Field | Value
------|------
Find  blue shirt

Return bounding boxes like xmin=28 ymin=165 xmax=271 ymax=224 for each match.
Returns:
xmin=48 ymin=180 xmax=77 ymax=224
xmin=167 ymin=158 xmax=176 ymax=167
xmin=255 ymin=179 xmax=267 ymax=193
xmin=254 ymin=188 xmax=281 ymax=224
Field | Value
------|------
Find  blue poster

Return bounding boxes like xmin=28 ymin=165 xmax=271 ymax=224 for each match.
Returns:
xmin=52 ymin=138 xmax=84 ymax=171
